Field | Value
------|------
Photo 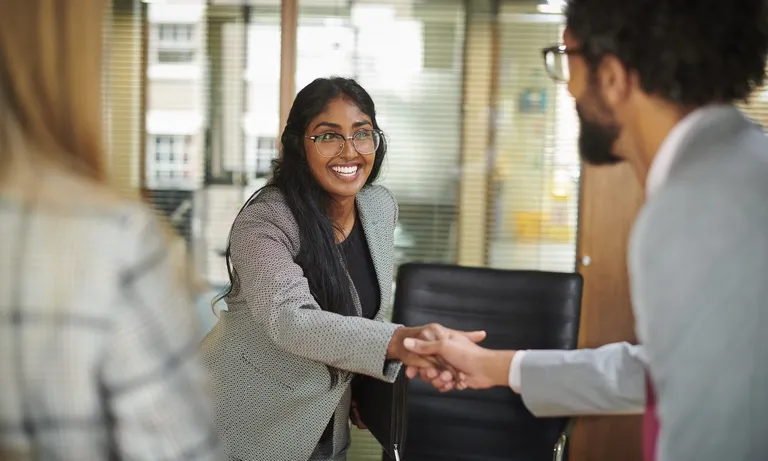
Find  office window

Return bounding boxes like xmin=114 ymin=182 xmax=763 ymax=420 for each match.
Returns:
xmin=740 ymin=76 xmax=768 ymax=128
xmin=206 ymin=6 xmax=281 ymax=185
xmin=485 ymin=5 xmax=579 ymax=272
xmin=203 ymin=4 xmax=282 ymax=286
xmin=297 ymin=0 xmax=465 ymax=280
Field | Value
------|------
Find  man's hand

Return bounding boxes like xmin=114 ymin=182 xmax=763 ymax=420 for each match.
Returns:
xmin=403 ymin=334 xmax=516 ymax=391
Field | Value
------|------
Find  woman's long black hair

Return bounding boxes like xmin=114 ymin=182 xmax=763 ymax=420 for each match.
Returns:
xmin=214 ymin=77 xmax=387 ymax=385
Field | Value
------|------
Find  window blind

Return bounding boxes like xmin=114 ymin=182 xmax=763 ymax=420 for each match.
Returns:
xmin=104 ymin=0 xmax=582 ymax=315
xmin=296 ymin=0 xmax=467 ymax=283
xmin=103 ymin=0 xmax=145 ymax=198
xmin=202 ymin=3 xmax=283 ymax=290
xmin=485 ymin=2 xmax=579 ymax=272
xmin=740 ymin=82 xmax=768 ymax=129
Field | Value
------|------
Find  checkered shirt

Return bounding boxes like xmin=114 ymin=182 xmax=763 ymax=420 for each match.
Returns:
xmin=0 ymin=168 xmax=223 ymax=461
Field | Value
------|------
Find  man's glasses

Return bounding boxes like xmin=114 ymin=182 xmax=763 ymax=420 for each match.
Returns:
xmin=541 ymin=44 xmax=581 ymax=83
xmin=306 ymin=129 xmax=383 ymax=158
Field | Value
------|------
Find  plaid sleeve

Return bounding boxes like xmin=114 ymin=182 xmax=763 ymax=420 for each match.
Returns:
xmin=99 ymin=210 xmax=223 ymax=460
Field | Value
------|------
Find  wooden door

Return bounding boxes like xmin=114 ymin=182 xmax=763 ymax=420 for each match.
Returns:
xmin=569 ymin=161 xmax=645 ymax=461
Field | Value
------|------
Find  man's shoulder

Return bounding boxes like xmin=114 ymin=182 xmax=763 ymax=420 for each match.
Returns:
xmin=633 ymin=126 xmax=768 ymax=258
xmin=632 ymin=128 xmax=768 ymax=264
xmin=651 ymin=118 xmax=768 ymax=214
xmin=674 ymin=111 xmax=768 ymax=188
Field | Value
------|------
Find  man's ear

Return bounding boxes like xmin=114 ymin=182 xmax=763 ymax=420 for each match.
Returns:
xmin=595 ymin=55 xmax=632 ymax=108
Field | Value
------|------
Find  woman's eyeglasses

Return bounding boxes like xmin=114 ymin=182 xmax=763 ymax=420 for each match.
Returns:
xmin=305 ymin=129 xmax=383 ymax=158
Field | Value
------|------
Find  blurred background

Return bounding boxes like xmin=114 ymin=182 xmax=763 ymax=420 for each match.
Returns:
xmin=100 ymin=1 xmax=768 ymax=458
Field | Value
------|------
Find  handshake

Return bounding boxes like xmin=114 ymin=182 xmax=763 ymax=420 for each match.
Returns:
xmin=386 ymin=324 xmax=516 ymax=392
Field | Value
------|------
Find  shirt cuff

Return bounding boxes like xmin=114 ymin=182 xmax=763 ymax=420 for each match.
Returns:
xmin=507 ymin=350 xmax=527 ymax=393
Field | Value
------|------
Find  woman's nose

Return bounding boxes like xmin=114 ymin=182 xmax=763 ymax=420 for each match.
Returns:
xmin=339 ymin=138 xmax=357 ymax=159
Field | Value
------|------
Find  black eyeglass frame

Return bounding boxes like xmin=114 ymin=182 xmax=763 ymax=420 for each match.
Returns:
xmin=541 ymin=44 xmax=583 ymax=83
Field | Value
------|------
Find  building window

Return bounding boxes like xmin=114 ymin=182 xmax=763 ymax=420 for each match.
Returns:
xmin=154 ymin=23 xmax=196 ymax=64
xmin=158 ymin=24 xmax=194 ymax=42
xmin=157 ymin=49 xmax=196 ymax=64
xmin=255 ymin=137 xmax=277 ymax=177
xmin=148 ymin=134 xmax=194 ymax=188
xmin=242 ymin=135 xmax=278 ymax=180
xmin=154 ymin=134 xmax=191 ymax=162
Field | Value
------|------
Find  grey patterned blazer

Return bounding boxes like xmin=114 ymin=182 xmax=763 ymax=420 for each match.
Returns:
xmin=199 ymin=184 xmax=402 ymax=461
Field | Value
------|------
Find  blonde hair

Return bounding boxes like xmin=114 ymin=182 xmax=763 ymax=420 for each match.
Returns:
xmin=0 ymin=0 xmax=105 ymax=182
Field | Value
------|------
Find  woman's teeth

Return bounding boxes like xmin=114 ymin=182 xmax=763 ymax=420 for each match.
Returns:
xmin=331 ymin=165 xmax=359 ymax=176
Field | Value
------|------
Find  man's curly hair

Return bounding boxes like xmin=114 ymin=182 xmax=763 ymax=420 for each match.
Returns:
xmin=565 ymin=0 xmax=768 ymax=106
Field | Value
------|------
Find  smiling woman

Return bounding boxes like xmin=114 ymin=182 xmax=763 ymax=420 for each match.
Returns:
xmin=303 ymin=98 xmax=382 ymax=212
xmin=200 ymin=77 xmax=482 ymax=461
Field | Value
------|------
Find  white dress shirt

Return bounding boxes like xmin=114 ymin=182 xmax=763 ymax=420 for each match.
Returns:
xmin=507 ymin=105 xmax=719 ymax=393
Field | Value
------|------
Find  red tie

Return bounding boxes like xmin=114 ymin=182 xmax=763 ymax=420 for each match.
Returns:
xmin=643 ymin=375 xmax=659 ymax=461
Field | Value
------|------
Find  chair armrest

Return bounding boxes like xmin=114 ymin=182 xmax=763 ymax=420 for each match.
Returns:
xmin=552 ymin=418 xmax=576 ymax=461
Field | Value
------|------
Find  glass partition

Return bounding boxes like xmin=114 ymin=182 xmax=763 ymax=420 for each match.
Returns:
xmin=487 ymin=3 xmax=579 ymax=272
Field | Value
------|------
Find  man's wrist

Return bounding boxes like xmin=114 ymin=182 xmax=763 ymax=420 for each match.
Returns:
xmin=480 ymin=350 xmax=516 ymax=387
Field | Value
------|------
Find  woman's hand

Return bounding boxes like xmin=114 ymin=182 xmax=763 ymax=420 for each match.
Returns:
xmin=386 ymin=323 xmax=486 ymax=370
xmin=349 ymin=400 xmax=366 ymax=430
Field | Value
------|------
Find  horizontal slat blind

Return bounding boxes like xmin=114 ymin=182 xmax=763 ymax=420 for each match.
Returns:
xmin=138 ymin=1 xmax=284 ymax=300
xmin=202 ymin=4 xmax=283 ymax=290
xmin=486 ymin=2 xmax=579 ymax=272
xmin=739 ymin=81 xmax=768 ymax=128
xmin=144 ymin=0 xmax=207 ymax=258
xmin=103 ymin=0 xmax=215 ymax=330
xmin=103 ymin=0 xmax=144 ymax=198
xmin=296 ymin=0 xmax=466 ymax=280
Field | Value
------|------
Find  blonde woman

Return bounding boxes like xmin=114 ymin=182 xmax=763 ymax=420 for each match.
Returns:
xmin=0 ymin=1 xmax=221 ymax=460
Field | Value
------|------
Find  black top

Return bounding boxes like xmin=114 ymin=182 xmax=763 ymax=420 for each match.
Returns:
xmin=320 ymin=216 xmax=381 ymax=444
xmin=341 ymin=216 xmax=381 ymax=321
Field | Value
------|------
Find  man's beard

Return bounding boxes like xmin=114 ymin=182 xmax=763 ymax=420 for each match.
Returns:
xmin=576 ymin=101 xmax=622 ymax=166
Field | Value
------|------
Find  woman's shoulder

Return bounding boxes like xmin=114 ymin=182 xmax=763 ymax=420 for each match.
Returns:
xmin=358 ymin=184 xmax=396 ymax=208
xmin=239 ymin=185 xmax=292 ymax=220
xmin=358 ymin=184 xmax=398 ymax=224
xmin=233 ymin=185 xmax=300 ymax=249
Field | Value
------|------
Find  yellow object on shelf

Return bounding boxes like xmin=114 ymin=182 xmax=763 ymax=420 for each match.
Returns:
xmin=513 ymin=211 xmax=572 ymax=243
xmin=514 ymin=211 xmax=545 ymax=242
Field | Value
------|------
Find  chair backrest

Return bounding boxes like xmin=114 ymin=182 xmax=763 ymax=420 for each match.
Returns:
xmin=392 ymin=263 xmax=583 ymax=461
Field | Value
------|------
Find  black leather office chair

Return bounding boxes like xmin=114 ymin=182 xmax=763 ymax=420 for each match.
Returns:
xmin=391 ymin=263 xmax=583 ymax=461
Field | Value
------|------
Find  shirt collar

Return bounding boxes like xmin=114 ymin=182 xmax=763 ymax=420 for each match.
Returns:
xmin=645 ymin=106 xmax=718 ymax=197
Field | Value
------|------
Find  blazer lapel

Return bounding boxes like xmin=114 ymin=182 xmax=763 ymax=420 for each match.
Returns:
xmin=355 ymin=191 xmax=389 ymax=321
